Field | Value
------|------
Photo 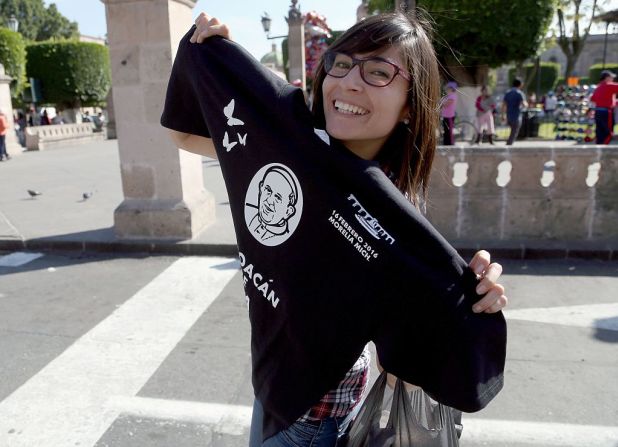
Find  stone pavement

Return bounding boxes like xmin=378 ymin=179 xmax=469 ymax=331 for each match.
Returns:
xmin=0 ymin=139 xmax=236 ymax=256
xmin=0 ymin=137 xmax=611 ymax=257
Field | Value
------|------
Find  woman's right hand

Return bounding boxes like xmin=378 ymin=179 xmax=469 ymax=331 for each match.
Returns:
xmin=190 ymin=13 xmax=231 ymax=43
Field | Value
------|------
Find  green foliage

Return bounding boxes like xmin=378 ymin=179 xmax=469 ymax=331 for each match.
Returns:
xmin=422 ymin=1 xmax=556 ymax=68
xmin=0 ymin=27 xmax=26 ymax=98
xmin=589 ymin=63 xmax=618 ymax=83
xmin=368 ymin=0 xmax=395 ymax=12
xmin=367 ymin=0 xmax=556 ymax=82
xmin=0 ymin=0 xmax=78 ymax=41
xmin=26 ymin=41 xmax=110 ymax=107
xmin=508 ymin=62 xmax=561 ymax=93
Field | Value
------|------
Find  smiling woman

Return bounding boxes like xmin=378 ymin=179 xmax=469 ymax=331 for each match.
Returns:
xmin=161 ymin=9 xmax=508 ymax=447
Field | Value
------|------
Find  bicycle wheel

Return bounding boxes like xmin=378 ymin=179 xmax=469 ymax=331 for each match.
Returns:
xmin=453 ymin=120 xmax=478 ymax=144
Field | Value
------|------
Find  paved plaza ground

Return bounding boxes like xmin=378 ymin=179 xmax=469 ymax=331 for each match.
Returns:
xmin=0 ymin=140 xmax=617 ymax=446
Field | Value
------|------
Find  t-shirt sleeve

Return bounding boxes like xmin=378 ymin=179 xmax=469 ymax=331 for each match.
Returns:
xmin=160 ymin=27 xmax=289 ymax=140
xmin=366 ymin=192 xmax=507 ymax=413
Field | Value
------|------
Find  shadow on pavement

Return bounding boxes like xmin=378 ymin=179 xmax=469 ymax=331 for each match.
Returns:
xmin=594 ymin=317 xmax=618 ymax=343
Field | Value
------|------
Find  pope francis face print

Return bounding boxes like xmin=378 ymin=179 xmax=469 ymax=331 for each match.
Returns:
xmin=244 ymin=163 xmax=303 ymax=246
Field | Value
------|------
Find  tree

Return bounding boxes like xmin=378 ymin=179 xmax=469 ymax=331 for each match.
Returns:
xmin=26 ymin=41 xmax=110 ymax=109
xmin=0 ymin=28 xmax=26 ymax=99
xmin=556 ymin=0 xmax=601 ymax=79
xmin=0 ymin=0 xmax=78 ymax=41
xmin=367 ymin=0 xmax=555 ymax=85
xmin=37 ymin=4 xmax=78 ymax=41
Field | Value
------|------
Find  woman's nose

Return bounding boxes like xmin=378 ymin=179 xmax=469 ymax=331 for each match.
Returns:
xmin=339 ymin=65 xmax=364 ymax=90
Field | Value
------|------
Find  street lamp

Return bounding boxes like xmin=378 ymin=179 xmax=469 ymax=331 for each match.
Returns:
xmin=7 ymin=15 xmax=19 ymax=32
xmin=260 ymin=12 xmax=287 ymax=40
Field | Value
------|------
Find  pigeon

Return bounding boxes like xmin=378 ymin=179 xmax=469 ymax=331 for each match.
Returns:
xmin=82 ymin=192 xmax=94 ymax=200
xmin=27 ymin=189 xmax=42 ymax=198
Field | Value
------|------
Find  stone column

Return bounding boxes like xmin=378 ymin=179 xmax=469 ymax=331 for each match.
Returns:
xmin=0 ymin=64 xmax=22 ymax=157
xmin=102 ymin=0 xmax=215 ymax=240
xmin=286 ymin=0 xmax=306 ymax=89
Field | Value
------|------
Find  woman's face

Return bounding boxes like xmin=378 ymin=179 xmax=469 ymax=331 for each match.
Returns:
xmin=321 ymin=46 xmax=409 ymax=160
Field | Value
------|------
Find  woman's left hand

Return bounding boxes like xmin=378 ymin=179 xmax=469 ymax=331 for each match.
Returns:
xmin=468 ymin=250 xmax=508 ymax=314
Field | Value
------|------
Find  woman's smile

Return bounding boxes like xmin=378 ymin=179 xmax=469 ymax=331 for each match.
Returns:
xmin=333 ymin=100 xmax=370 ymax=116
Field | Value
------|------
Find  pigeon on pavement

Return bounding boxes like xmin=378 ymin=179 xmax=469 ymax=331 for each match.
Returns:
xmin=27 ymin=189 xmax=42 ymax=198
xmin=82 ymin=192 xmax=94 ymax=200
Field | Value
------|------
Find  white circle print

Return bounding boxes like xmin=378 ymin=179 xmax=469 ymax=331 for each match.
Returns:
xmin=244 ymin=163 xmax=303 ymax=247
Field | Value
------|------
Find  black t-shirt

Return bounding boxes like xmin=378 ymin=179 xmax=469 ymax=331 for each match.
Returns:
xmin=161 ymin=28 xmax=507 ymax=440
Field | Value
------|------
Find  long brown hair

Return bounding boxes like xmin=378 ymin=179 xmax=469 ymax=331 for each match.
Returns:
xmin=311 ymin=11 xmax=440 ymax=208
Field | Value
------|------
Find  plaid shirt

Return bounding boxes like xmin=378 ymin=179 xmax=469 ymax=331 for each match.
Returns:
xmin=298 ymin=345 xmax=371 ymax=422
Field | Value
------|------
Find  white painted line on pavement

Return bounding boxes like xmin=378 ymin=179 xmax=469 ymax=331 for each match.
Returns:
xmin=111 ymin=397 xmax=618 ymax=446
xmin=110 ymin=396 xmax=252 ymax=435
xmin=505 ymin=303 xmax=618 ymax=331
xmin=462 ymin=418 xmax=618 ymax=446
xmin=0 ymin=256 xmax=239 ymax=447
xmin=0 ymin=251 xmax=43 ymax=267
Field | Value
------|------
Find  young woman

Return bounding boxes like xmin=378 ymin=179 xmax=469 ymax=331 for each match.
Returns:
xmin=163 ymin=10 xmax=508 ymax=447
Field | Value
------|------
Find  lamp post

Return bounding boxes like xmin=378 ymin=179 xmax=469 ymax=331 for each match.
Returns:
xmin=260 ymin=13 xmax=287 ymax=40
xmin=7 ymin=15 xmax=19 ymax=32
xmin=261 ymin=1 xmax=305 ymax=89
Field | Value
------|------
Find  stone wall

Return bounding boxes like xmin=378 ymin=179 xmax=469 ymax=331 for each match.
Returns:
xmin=427 ymin=145 xmax=617 ymax=253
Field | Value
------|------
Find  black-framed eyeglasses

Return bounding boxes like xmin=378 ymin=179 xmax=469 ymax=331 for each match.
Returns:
xmin=323 ymin=51 xmax=410 ymax=87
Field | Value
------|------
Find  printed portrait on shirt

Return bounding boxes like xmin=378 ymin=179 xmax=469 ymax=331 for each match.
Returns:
xmin=244 ymin=163 xmax=303 ymax=246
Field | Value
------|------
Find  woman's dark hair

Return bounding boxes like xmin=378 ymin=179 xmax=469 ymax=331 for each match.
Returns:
xmin=311 ymin=11 xmax=440 ymax=207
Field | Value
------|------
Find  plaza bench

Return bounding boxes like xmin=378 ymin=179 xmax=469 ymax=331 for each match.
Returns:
xmin=25 ymin=123 xmax=105 ymax=151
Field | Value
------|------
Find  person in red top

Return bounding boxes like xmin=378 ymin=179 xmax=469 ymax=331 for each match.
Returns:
xmin=590 ymin=70 xmax=618 ymax=144
xmin=0 ymin=109 xmax=10 ymax=161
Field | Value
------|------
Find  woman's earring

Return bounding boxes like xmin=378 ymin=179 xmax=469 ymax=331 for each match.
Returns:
xmin=403 ymin=118 xmax=410 ymax=125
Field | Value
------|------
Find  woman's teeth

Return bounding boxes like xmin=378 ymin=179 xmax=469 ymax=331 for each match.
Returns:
xmin=334 ymin=100 xmax=368 ymax=115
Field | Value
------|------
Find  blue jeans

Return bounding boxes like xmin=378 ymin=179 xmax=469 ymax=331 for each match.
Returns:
xmin=249 ymin=400 xmax=353 ymax=447
xmin=506 ymin=117 xmax=522 ymax=145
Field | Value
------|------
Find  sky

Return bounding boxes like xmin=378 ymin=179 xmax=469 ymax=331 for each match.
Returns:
xmin=45 ymin=0 xmax=361 ymax=59
xmin=43 ymin=0 xmax=616 ymax=60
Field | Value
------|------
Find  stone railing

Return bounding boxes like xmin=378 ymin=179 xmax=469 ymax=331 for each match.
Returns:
xmin=25 ymin=123 xmax=105 ymax=151
xmin=426 ymin=145 xmax=617 ymax=253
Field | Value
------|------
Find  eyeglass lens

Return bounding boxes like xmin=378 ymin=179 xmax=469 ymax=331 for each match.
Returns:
xmin=326 ymin=53 xmax=397 ymax=87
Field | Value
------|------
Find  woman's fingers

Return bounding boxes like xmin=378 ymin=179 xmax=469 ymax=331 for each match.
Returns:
xmin=473 ymin=284 xmax=508 ymax=313
xmin=476 ymin=262 xmax=503 ymax=295
xmin=469 ymin=250 xmax=490 ymax=276
xmin=190 ymin=13 xmax=211 ymax=43
xmin=468 ymin=250 xmax=508 ymax=314
xmin=190 ymin=13 xmax=231 ymax=43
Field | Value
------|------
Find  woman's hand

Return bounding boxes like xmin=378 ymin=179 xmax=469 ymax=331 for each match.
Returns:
xmin=469 ymin=250 xmax=508 ymax=314
xmin=190 ymin=13 xmax=231 ymax=43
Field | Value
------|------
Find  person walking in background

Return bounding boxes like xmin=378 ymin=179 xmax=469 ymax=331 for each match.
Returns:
xmin=15 ymin=112 xmax=26 ymax=147
xmin=441 ymin=81 xmax=458 ymax=145
xmin=590 ymin=70 xmax=618 ymax=144
xmin=0 ymin=109 xmax=10 ymax=161
xmin=502 ymin=78 xmax=528 ymax=145
xmin=475 ymin=86 xmax=496 ymax=145
xmin=40 ymin=109 xmax=51 ymax=125
xmin=542 ymin=90 xmax=558 ymax=120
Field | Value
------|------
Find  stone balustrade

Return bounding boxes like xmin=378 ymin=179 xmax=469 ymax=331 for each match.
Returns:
xmin=427 ymin=145 xmax=617 ymax=252
xmin=25 ymin=123 xmax=105 ymax=151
